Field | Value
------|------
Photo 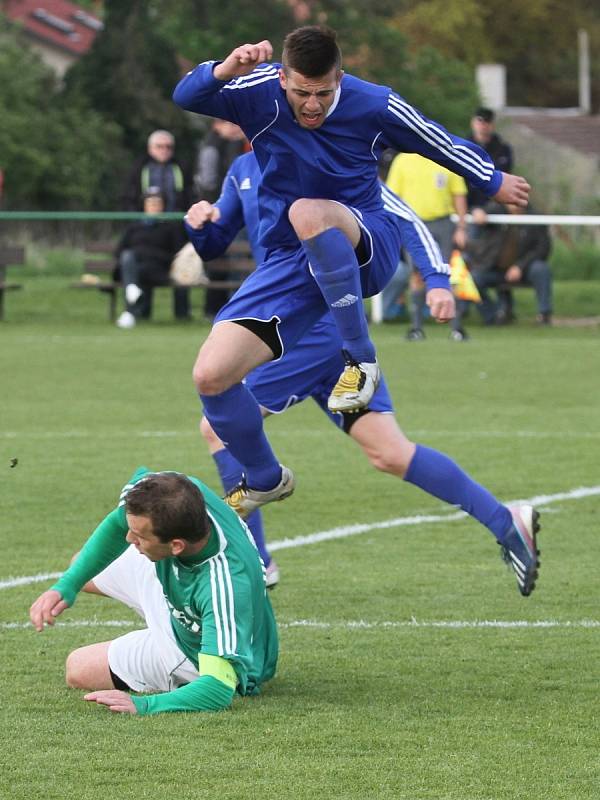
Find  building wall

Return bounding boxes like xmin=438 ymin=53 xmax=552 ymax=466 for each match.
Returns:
xmin=28 ymin=40 xmax=74 ymax=79
xmin=499 ymin=119 xmax=600 ymax=216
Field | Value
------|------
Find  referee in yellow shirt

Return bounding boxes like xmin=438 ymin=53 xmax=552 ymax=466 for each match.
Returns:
xmin=386 ymin=153 xmax=468 ymax=341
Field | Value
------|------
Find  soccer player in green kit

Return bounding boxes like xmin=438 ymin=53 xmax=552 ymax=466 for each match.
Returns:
xmin=29 ymin=468 xmax=278 ymax=715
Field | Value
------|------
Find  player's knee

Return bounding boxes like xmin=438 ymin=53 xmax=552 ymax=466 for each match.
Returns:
xmin=65 ymin=648 xmax=93 ymax=690
xmin=288 ymin=198 xmax=327 ymax=239
xmin=193 ymin=359 xmax=230 ymax=396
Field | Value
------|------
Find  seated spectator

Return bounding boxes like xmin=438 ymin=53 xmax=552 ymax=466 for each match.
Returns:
xmin=121 ymin=129 xmax=193 ymax=320
xmin=114 ymin=188 xmax=188 ymax=329
xmin=465 ymin=203 xmax=553 ymax=325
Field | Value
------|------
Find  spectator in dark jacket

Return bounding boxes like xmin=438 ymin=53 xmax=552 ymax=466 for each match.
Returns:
xmin=466 ymin=202 xmax=553 ymax=325
xmin=115 ymin=188 xmax=188 ymax=329
xmin=467 ymin=108 xmax=514 ymax=210
xmin=121 ymin=130 xmax=193 ymax=320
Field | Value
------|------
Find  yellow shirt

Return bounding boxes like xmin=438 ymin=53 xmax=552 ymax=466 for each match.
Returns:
xmin=385 ymin=153 xmax=467 ymax=221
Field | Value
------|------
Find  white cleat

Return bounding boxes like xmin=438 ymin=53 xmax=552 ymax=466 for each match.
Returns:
xmin=116 ymin=310 xmax=136 ymax=329
xmin=265 ymin=560 xmax=280 ymax=589
xmin=327 ymin=354 xmax=380 ymax=413
xmin=224 ymin=466 xmax=295 ymax=519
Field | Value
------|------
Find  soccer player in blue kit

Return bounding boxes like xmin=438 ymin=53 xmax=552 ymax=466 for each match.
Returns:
xmin=173 ymin=26 xmax=531 ymax=531
xmin=185 ymin=151 xmax=540 ymax=597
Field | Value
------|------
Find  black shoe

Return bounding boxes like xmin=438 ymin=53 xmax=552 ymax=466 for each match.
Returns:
xmin=406 ymin=328 xmax=426 ymax=342
xmin=449 ymin=327 xmax=469 ymax=342
xmin=536 ymin=312 xmax=552 ymax=325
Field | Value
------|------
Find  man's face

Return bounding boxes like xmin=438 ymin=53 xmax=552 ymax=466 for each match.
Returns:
xmin=279 ymin=67 xmax=342 ymax=129
xmin=471 ymin=116 xmax=494 ymax=145
xmin=148 ymin=136 xmax=174 ymax=163
xmin=126 ymin=513 xmax=173 ymax=561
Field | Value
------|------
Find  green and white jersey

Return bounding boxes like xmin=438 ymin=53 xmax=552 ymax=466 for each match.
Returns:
xmin=53 ymin=467 xmax=278 ymax=700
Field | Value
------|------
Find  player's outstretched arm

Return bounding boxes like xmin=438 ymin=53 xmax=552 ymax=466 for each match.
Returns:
xmin=493 ymin=173 xmax=530 ymax=207
xmin=213 ymin=41 xmax=273 ymax=81
xmin=30 ymin=589 xmax=69 ymax=632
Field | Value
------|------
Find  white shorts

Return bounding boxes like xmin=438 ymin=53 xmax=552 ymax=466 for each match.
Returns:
xmin=92 ymin=545 xmax=199 ymax=693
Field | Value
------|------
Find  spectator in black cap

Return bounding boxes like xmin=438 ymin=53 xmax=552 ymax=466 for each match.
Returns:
xmin=467 ymin=108 xmax=514 ymax=210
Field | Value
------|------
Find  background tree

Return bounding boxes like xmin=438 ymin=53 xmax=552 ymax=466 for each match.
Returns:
xmin=391 ymin=0 xmax=600 ymax=110
xmin=0 ymin=19 xmax=121 ymax=209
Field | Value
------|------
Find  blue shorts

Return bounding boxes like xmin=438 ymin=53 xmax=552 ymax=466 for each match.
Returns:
xmin=244 ymin=316 xmax=394 ymax=429
xmin=214 ymin=206 xmax=404 ymax=356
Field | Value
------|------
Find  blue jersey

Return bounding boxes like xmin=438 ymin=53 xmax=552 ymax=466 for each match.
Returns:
xmin=187 ymin=151 xmax=448 ymax=291
xmin=186 ymin=152 xmax=266 ymax=264
xmin=174 ymin=62 xmax=501 ymax=253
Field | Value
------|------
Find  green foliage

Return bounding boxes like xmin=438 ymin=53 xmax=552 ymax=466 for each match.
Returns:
xmin=550 ymin=239 xmax=600 ymax=281
xmin=401 ymin=46 xmax=479 ymax=136
xmin=0 ymin=20 xmax=122 ymax=209
xmin=154 ymin=0 xmax=295 ymax=62
xmin=64 ymin=0 xmax=193 ymax=158
xmin=394 ymin=0 xmax=600 ymax=110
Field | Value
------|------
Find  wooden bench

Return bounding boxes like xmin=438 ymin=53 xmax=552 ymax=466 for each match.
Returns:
xmin=71 ymin=239 xmax=255 ymax=321
xmin=0 ymin=245 xmax=26 ymax=321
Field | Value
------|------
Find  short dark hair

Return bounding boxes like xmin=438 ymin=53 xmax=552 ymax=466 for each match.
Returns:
xmin=282 ymin=25 xmax=341 ymax=78
xmin=125 ymin=473 xmax=210 ymax=543
xmin=474 ymin=106 xmax=495 ymax=123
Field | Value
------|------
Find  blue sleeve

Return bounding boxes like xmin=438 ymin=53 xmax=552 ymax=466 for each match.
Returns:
xmin=381 ymin=91 xmax=503 ymax=198
xmin=382 ymin=189 xmax=451 ymax=291
xmin=173 ymin=62 xmax=279 ymax=137
xmin=185 ymin=172 xmax=245 ymax=261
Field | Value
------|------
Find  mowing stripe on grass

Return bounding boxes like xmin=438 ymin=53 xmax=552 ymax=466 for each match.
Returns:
xmin=4 ymin=618 xmax=600 ymax=630
xmin=3 ymin=484 xmax=600 ymax=590
xmin=3 ymin=429 xmax=600 ymax=440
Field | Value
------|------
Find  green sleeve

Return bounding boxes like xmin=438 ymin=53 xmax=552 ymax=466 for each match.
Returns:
xmin=50 ymin=507 xmax=130 ymax=607
xmin=131 ymin=675 xmax=235 ymax=716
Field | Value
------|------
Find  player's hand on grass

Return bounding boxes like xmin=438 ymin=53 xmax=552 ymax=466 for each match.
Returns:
xmin=493 ymin=173 xmax=530 ymax=207
xmin=426 ymin=288 xmax=456 ymax=323
xmin=29 ymin=589 xmax=69 ymax=632
xmin=213 ymin=40 xmax=273 ymax=81
xmin=185 ymin=201 xmax=221 ymax=229
xmin=84 ymin=690 xmax=138 ymax=714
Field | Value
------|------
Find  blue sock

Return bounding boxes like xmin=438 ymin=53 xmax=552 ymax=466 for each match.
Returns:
xmin=404 ymin=444 xmax=512 ymax=541
xmin=302 ymin=228 xmax=375 ymax=363
xmin=212 ymin=449 xmax=271 ymax=566
xmin=200 ymin=383 xmax=281 ymax=491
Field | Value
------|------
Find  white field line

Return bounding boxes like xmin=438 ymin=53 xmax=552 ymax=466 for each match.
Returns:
xmin=2 ymin=482 xmax=599 ymax=593
xmin=3 ymin=618 xmax=600 ymax=631
xmin=3 ymin=429 xmax=600 ymax=440
xmin=269 ymin=484 xmax=600 ymax=553
xmin=2 ymin=484 xmax=599 ymax=590
xmin=0 ymin=572 xmax=62 ymax=590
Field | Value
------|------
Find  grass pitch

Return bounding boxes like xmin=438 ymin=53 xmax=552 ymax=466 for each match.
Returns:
xmin=1 ymin=273 xmax=599 ymax=799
